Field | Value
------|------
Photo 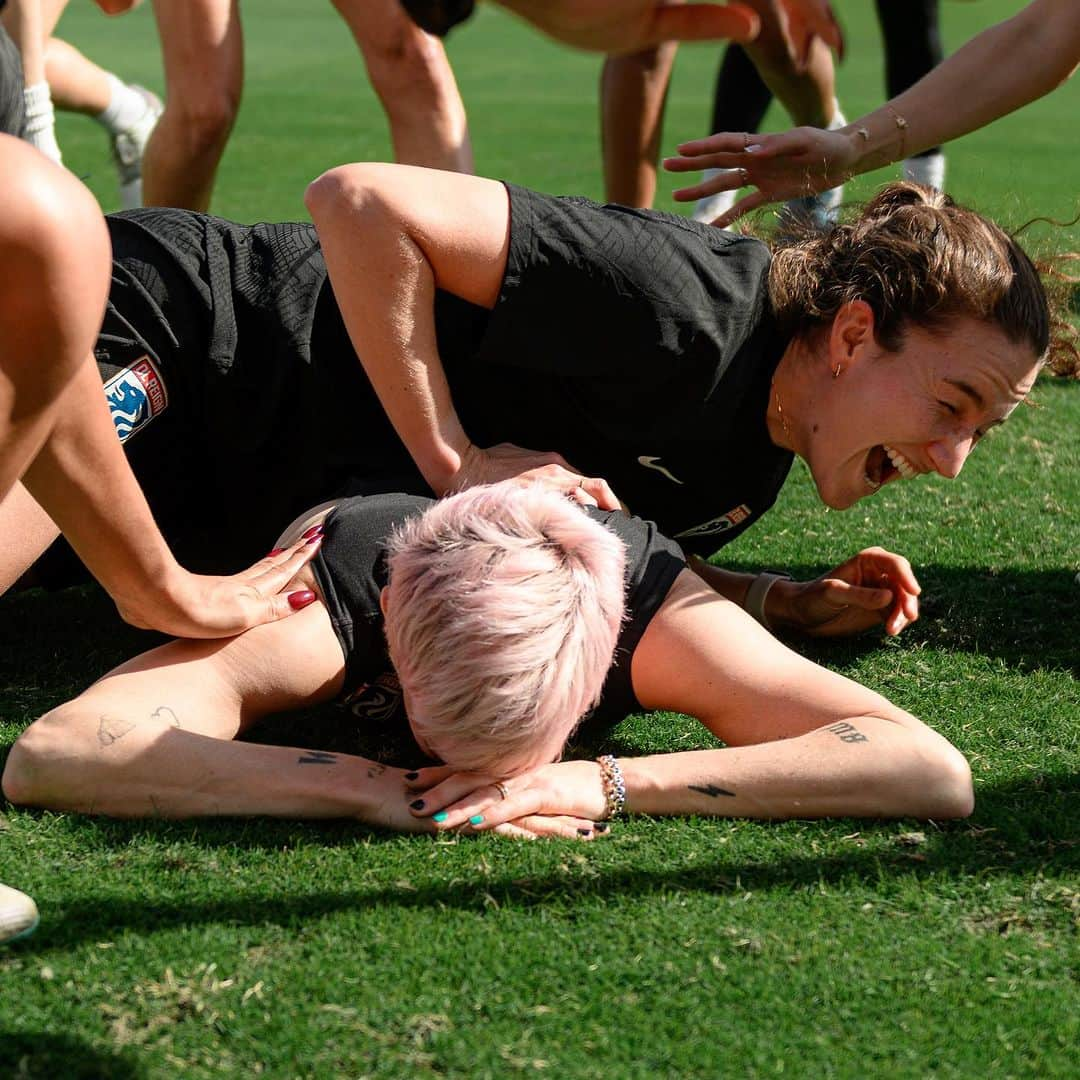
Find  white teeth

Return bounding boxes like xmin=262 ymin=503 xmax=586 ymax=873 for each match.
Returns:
xmin=883 ymin=444 xmax=918 ymax=480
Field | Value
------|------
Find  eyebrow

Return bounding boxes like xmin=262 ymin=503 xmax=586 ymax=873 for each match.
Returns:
xmin=943 ymin=378 xmax=986 ymax=409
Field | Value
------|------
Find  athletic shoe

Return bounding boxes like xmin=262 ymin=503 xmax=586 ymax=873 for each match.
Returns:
xmin=692 ymin=168 xmax=738 ymax=225
xmin=110 ymin=84 xmax=162 ymax=210
xmin=0 ymin=883 xmax=39 ymax=945
xmin=778 ymin=183 xmax=844 ymax=234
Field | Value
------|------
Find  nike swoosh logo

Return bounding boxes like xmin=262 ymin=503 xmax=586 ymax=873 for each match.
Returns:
xmin=637 ymin=455 xmax=684 ymax=485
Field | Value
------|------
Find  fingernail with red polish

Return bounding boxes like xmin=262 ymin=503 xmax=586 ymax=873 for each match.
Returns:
xmin=306 ymin=535 xmax=322 ymax=546
xmin=266 ymin=548 xmax=282 ymax=557
xmin=302 ymin=525 xmax=324 ymax=539
xmin=287 ymin=590 xmax=316 ymax=610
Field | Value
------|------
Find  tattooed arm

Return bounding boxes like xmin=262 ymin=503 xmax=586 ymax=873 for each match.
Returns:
xmin=1 ymin=601 xmax=427 ymax=828
xmin=409 ymin=569 xmax=974 ymax=829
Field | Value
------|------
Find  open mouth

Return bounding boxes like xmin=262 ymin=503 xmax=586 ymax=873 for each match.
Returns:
xmin=864 ymin=444 xmax=912 ymax=490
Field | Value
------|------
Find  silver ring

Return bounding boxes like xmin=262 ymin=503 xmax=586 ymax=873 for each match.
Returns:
xmin=494 ymin=781 xmax=510 ymax=801
xmin=743 ymin=131 xmax=750 ymax=149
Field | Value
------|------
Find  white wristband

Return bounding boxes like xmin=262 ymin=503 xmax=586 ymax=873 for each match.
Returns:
xmin=744 ymin=572 xmax=791 ymax=632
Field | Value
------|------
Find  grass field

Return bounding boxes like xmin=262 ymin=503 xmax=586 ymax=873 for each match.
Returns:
xmin=2 ymin=2 xmax=1078 ymax=1077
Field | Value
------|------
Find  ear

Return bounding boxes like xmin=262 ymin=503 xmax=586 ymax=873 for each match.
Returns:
xmin=827 ymin=300 xmax=876 ymax=375
xmin=379 ymin=586 xmax=390 ymax=617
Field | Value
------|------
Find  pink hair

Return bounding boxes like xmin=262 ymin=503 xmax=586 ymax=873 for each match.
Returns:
xmin=384 ymin=482 xmax=627 ymax=774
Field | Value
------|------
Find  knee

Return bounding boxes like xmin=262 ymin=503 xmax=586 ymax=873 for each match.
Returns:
xmin=305 ymin=162 xmax=388 ymax=223
xmin=163 ymin=87 xmax=241 ymax=156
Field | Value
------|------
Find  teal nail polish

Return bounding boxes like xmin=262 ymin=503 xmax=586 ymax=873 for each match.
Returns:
xmin=432 ymin=811 xmax=448 ymax=823
xmin=469 ymin=814 xmax=484 ymax=826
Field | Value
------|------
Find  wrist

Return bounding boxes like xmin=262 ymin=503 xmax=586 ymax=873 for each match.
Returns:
xmin=744 ymin=571 xmax=792 ymax=633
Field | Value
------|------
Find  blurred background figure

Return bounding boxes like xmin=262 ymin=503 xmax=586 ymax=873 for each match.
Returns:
xmin=599 ymin=0 xmax=845 ymax=229
xmin=1 ymin=0 xmax=162 ymax=206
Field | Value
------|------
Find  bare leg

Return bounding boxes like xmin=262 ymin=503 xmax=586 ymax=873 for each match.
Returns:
xmin=740 ymin=0 xmax=835 ymax=127
xmin=142 ymin=0 xmax=243 ymax=210
xmin=332 ymin=0 xmax=472 ymax=173
xmin=600 ymin=40 xmax=678 ymax=207
xmin=42 ymin=37 xmax=111 ymax=114
xmin=0 ymin=481 xmax=60 ymax=593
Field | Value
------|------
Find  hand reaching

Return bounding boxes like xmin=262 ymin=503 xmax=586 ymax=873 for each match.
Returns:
xmin=665 ymin=125 xmax=859 ymax=226
xmin=114 ymin=534 xmax=324 ymax=639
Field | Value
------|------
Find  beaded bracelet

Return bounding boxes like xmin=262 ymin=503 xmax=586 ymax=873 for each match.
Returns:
xmin=596 ymin=754 xmax=626 ymax=819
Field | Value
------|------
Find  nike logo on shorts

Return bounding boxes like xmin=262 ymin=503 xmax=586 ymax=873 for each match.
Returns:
xmin=637 ymin=455 xmax=684 ymax=485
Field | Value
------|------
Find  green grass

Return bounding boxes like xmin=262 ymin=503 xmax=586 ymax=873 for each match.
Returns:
xmin=4 ymin=1 xmax=1079 ymax=1076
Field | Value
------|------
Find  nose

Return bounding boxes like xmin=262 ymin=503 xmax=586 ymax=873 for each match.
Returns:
xmin=927 ymin=431 xmax=977 ymax=479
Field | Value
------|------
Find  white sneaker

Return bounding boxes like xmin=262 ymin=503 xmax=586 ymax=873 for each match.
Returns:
xmin=110 ymin=85 xmax=163 ymax=210
xmin=692 ymin=168 xmax=739 ymax=225
xmin=0 ymin=883 xmax=39 ymax=945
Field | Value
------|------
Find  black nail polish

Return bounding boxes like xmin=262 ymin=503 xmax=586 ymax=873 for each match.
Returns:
xmin=410 ymin=799 xmax=425 ymax=811
xmin=577 ymin=828 xmax=593 ymax=837
xmin=594 ymin=822 xmax=609 ymax=833
xmin=404 ymin=771 xmax=420 ymax=781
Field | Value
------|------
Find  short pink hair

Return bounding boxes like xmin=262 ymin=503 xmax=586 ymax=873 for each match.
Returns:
xmin=384 ymin=483 xmax=627 ymax=774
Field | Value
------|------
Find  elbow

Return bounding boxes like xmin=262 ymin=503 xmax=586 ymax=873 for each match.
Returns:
xmin=2 ymin=708 xmax=86 ymax=811
xmin=910 ymin=739 xmax=975 ymax=820
xmin=305 ymin=163 xmax=395 ymax=229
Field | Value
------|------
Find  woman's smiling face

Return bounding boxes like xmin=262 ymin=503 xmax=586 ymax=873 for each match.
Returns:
xmin=797 ymin=304 xmax=1042 ymax=511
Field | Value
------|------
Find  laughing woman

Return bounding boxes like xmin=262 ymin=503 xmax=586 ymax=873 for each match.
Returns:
xmin=2 ymin=483 xmax=973 ymax=834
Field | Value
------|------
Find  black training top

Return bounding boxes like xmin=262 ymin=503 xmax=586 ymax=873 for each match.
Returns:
xmin=309 ymin=493 xmax=686 ymax=743
xmin=36 ymin=190 xmax=792 ymax=585
xmin=436 ymin=185 xmax=795 ymax=555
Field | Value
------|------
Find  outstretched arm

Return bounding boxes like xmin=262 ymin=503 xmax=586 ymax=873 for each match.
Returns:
xmin=409 ymin=568 xmax=971 ymax=827
xmin=665 ymin=0 xmax=1080 ymax=224
xmin=304 ymin=163 xmax=619 ymax=508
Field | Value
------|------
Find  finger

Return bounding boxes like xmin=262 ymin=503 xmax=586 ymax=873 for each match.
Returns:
xmin=249 ymin=538 xmax=326 ymax=626
xmin=669 ymin=168 xmax=746 ymax=202
xmin=403 ymin=764 xmax=456 ymax=793
xmin=823 ymin=579 xmax=892 ymax=612
xmin=642 ymin=4 xmax=760 ymax=49
xmin=569 ymin=483 xmax=598 ymax=509
xmin=580 ymin=476 xmax=621 ymax=512
xmin=492 ymin=822 xmax=538 ymax=841
xmin=713 ymin=190 xmax=772 ymax=228
xmin=406 ymin=772 xmax=498 ymax=816
xmin=671 ymin=130 xmax=762 ymax=159
xmin=507 ymin=815 xmax=600 ymax=840
xmin=434 ymin=784 xmax=543 ymax=832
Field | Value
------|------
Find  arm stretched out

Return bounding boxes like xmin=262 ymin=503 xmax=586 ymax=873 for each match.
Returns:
xmin=665 ymin=0 xmax=1080 ymax=224
xmin=2 ymin=590 xmax=598 ymax=839
xmin=408 ymin=568 xmax=973 ymax=828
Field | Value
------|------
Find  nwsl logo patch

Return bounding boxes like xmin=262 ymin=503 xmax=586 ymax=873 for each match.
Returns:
xmin=103 ymin=356 xmax=168 ymax=443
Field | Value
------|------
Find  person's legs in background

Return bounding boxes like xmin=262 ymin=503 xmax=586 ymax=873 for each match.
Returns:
xmin=332 ymin=0 xmax=472 ymax=173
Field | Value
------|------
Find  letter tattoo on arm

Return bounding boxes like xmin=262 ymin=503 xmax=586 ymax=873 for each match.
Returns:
xmin=688 ymin=783 xmax=736 ymax=798
xmin=298 ymin=750 xmax=338 ymax=765
xmin=97 ymin=714 xmax=137 ymax=747
xmin=826 ymin=721 xmax=869 ymax=744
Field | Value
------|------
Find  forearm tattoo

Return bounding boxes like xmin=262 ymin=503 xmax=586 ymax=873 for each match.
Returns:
xmin=688 ymin=783 xmax=736 ymax=798
xmin=827 ymin=721 xmax=869 ymax=744
xmin=366 ymin=763 xmax=386 ymax=779
xmin=298 ymin=750 xmax=338 ymax=765
xmin=97 ymin=714 xmax=136 ymax=747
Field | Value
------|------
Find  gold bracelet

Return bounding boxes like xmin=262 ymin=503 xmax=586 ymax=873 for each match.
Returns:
xmin=884 ymin=105 xmax=909 ymax=161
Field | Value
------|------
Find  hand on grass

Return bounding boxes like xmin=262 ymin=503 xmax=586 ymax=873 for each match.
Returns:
xmin=771 ymin=546 xmax=921 ymax=637
xmin=455 ymin=442 xmax=622 ymax=510
xmin=114 ymin=535 xmax=324 ymax=639
xmin=405 ymin=760 xmax=610 ymax=840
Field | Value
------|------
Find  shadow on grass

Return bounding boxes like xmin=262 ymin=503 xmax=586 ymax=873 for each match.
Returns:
xmin=8 ymin=771 xmax=1075 ymax=952
xmin=0 ymin=1031 xmax=143 ymax=1079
